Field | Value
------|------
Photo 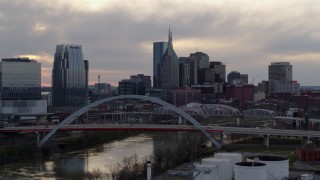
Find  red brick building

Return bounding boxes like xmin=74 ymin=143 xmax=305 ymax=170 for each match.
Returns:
xmin=296 ymin=144 xmax=320 ymax=162
xmin=226 ymin=84 xmax=254 ymax=101
xmin=171 ymin=88 xmax=201 ymax=107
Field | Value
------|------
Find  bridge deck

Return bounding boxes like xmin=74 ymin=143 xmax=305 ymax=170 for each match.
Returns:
xmin=1 ymin=124 xmax=319 ymax=138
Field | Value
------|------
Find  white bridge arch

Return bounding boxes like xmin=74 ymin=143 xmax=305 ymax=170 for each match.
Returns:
xmin=38 ymin=95 xmax=222 ymax=148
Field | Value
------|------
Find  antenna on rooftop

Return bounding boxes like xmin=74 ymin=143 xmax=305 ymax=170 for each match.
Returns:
xmin=196 ymin=40 xmax=198 ymax=52
xmin=98 ymin=73 xmax=101 ymax=96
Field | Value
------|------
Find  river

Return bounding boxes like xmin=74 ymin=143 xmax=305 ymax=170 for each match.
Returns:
xmin=0 ymin=133 xmax=156 ymax=179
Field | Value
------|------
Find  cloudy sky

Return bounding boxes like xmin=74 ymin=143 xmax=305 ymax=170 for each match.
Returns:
xmin=0 ymin=0 xmax=319 ymax=86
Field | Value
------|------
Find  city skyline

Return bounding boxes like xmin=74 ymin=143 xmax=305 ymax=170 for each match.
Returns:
xmin=0 ymin=1 xmax=319 ymax=86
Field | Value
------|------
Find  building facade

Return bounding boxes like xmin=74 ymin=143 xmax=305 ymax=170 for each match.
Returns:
xmin=188 ymin=52 xmax=210 ymax=86
xmin=0 ymin=58 xmax=41 ymax=100
xmin=296 ymin=144 xmax=320 ymax=162
xmin=171 ymin=88 xmax=201 ymax=107
xmin=52 ymin=44 xmax=87 ymax=109
xmin=118 ymin=79 xmax=145 ymax=95
xmin=94 ymin=83 xmax=112 ymax=95
xmin=159 ymin=30 xmax=179 ymax=102
xmin=0 ymin=58 xmax=46 ymax=124
xmin=226 ymin=84 xmax=254 ymax=101
xmin=153 ymin=42 xmax=168 ymax=89
xmin=209 ymin=61 xmax=226 ymax=83
xmin=268 ymin=62 xmax=292 ymax=82
xmin=269 ymin=80 xmax=300 ymax=95
xmin=84 ymin=60 xmax=89 ymax=97
xmin=240 ymin=74 xmax=248 ymax=84
xmin=130 ymin=74 xmax=151 ymax=90
xmin=189 ymin=52 xmax=209 ymax=69
xmin=227 ymin=71 xmax=248 ymax=85
xmin=227 ymin=71 xmax=241 ymax=84
xmin=178 ymin=58 xmax=190 ymax=87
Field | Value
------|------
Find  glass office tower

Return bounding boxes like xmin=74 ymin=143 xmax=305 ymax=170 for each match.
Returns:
xmin=153 ymin=42 xmax=168 ymax=89
xmin=161 ymin=30 xmax=179 ymax=102
xmin=52 ymin=44 xmax=87 ymax=107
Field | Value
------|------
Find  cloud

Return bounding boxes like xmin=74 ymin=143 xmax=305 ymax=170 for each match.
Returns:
xmin=0 ymin=0 xmax=319 ymax=86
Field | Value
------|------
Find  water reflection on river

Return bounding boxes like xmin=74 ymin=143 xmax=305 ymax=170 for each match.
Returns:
xmin=0 ymin=133 xmax=155 ymax=179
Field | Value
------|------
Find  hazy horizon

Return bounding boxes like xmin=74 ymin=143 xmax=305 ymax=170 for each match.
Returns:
xmin=1 ymin=0 xmax=319 ymax=86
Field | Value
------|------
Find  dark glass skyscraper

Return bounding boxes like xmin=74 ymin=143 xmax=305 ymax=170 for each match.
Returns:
xmin=52 ymin=44 xmax=87 ymax=108
xmin=160 ymin=30 xmax=179 ymax=102
xmin=153 ymin=42 xmax=168 ymax=89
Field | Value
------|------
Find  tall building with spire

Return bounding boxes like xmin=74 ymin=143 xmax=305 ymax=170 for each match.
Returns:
xmin=160 ymin=30 xmax=179 ymax=102
xmin=153 ymin=42 xmax=168 ymax=89
xmin=52 ymin=44 xmax=88 ymax=111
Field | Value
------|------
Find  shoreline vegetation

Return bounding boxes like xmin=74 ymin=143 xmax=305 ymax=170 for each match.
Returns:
xmin=0 ymin=131 xmax=134 ymax=165
xmin=0 ymin=132 xmax=301 ymax=179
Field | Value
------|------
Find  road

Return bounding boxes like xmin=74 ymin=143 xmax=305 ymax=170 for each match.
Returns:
xmin=1 ymin=124 xmax=319 ymax=138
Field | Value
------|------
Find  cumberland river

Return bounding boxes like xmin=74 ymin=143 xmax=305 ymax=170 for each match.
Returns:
xmin=0 ymin=132 xmax=227 ymax=180
xmin=0 ymin=133 xmax=159 ymax=179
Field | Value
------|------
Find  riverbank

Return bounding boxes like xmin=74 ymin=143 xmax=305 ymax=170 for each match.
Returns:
xmin=0 ymin=131 xmax=136 ymax=165
xmin=0 ymin=133 xmax=41 ymax=165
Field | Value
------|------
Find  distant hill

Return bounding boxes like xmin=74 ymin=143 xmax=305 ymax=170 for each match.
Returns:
xmin=300 ymin=86 xmax=320 ymax=91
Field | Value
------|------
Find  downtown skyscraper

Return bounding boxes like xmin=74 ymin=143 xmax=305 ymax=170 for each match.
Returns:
xmin=153 ymin=30 xmax=179 ymax=102
xmin=52 ymin=44 xmax=88 ymax=110
xmin=153 ymin=42 xmax=168 ymax=89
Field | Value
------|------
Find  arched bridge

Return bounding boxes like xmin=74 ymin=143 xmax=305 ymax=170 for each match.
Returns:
xmin=38 ymin=95 xmax=222 ymax=148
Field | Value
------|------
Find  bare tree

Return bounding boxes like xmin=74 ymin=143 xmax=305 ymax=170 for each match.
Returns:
xmin=105 ymin=163 xmax=122 ymax=180
xmin=121 ymin=153 xmax=142 ymax=177
xmin=83 ymin=168 xmax=104 ymax=180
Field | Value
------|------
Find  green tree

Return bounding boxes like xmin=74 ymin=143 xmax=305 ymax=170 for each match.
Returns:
xmin=288 ymin=154 xmax=298 ymax=166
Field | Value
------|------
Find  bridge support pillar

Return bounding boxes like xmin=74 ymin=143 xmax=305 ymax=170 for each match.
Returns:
xmin=178 ymin=115 xmax=182 ymax=125
xmin=236 ymin=117 xmax=243 ymax=127
xmin=296 ymin=120 xmax=300 ymax=128
xmin=220 ymin=132 xmax=224 ymax=146
xmin=273 ymin=120 xmax=277 ymax=128
xmin=302 ymin=137 xmax=309 ymax=147
xmin=147 ymin=161 xmax=152 ymax=180
xmin=36 ymin=132 xmax=40 ymax=147
xmin=263 ymin=135 xmax=270 ymax=148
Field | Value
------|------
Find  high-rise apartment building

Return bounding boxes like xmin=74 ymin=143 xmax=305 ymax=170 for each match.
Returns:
xmin=52 ymin=44 xmax=87 ymax=109
xmin=153 ymin=42 xmax=168 ymax=89
xmin=268 ymin=62 xmax=292 ymax=82
xmin=0 ymin=57 xmax=46 ymax=124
